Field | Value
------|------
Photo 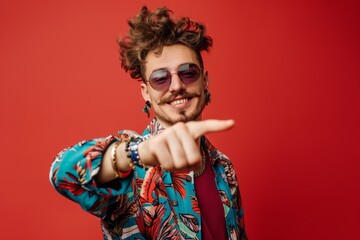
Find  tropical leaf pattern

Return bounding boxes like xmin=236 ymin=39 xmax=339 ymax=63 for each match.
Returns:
xmin=190 ymin=195 xmax=200 ymax=214
xmin=49 ymin=118 xmax=247 ymax=239
xmin=140 ymin=166 xmax=167 ymax=204
xmin=179 ymin=214 xmax=200 ymax=233
xmin=170 ymin=171 xmax=189 ymax=198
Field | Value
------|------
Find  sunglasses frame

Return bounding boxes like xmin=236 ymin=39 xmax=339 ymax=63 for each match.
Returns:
xmin=146 ymin=63 xmax=203 ymax=92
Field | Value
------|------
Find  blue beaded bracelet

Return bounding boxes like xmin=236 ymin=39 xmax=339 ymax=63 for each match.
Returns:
xmin=125 ymin=137 xmax=146 ymax=168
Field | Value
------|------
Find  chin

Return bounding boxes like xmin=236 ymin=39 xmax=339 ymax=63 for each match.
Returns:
xmin=172 ymin=115 xmax=197 ymax=124
xmin=155 ymin=98 xmax=206 ymax=126
xmin=159 ymin=108 xmax=205 ymax=126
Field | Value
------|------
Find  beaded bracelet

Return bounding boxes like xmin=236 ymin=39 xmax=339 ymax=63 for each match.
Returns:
xmin=111 ymin=140 xmax=132 ymax=178
xmin=125 ymin=137 xmax=147 ymax=168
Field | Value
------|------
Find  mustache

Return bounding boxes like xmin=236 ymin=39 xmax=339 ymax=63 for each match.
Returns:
xmin=158 ymin=92 xmax=201 ymax=104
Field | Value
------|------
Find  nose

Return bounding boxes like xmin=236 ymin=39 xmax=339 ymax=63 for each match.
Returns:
xmin=168 ymin=73 xmax=185 ymax=93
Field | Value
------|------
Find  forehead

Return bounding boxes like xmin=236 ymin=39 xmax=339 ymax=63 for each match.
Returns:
xmin=144 ymin=44 xmax=199 ymax=76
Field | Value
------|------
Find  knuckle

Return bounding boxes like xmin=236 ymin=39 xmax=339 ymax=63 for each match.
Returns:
xmin=174 ymin=158 xmax=187 ymax=169
xmin=174 ymin=122 xmax=187 ymax=131
xmin=164 ymin=126 xmax=177 ymax=137
xmin=188 ymin=154 xmax=201 ymax=166
xmin=160 ymin=160 xmax=173 ymax=171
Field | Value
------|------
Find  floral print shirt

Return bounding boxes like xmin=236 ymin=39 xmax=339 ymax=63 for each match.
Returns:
xmin=50 ymin=118 xmax=247 ymax=239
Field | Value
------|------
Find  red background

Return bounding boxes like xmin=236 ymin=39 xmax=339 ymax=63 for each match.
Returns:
xmin=1 ymin=0 xmax=359 ymax=239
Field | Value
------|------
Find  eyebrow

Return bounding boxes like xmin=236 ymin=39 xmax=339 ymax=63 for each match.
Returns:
xmin=150 ymin=62 xmax=195 ymax=73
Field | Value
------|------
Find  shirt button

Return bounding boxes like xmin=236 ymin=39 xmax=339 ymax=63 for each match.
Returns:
xmin=186 ymin=175 xmax=192 ymax=182
xmin=152 ymin=199 xmax=159 ymax=206
xmin=171 ymin=200 xmax=178 ymax=206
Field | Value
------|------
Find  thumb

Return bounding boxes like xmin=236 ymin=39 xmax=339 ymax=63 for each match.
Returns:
xmin=187 ymin=119 xmax=235 ymax=139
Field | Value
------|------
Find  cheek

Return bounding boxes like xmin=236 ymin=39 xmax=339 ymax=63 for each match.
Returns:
xmin=192 ymin=83 xmax=205 ymax=94
xmin=150 ymin=93 xmax=164 ymax=105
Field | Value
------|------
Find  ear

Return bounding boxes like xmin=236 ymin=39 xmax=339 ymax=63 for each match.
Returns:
xmin=141 ymin=82 xmax=150 ymax=102
xmin=203 ymin=70 xmax=209 ymax=89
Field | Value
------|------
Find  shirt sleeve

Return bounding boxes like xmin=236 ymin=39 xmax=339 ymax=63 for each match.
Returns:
xmin=49 ymin=131 xmax=139 ymax=218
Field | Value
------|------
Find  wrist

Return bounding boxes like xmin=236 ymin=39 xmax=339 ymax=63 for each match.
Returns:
xmin=125 ymin=137 xmax=148 ymax=168
xmin=112 ymin=141 xmax=132 ymax=178
xmin=137 ymin=141 xmax=149 ymax=166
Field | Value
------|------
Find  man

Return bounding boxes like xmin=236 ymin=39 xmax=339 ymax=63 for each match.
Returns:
xmin=50 ymin=6 xmax=247 ymax=240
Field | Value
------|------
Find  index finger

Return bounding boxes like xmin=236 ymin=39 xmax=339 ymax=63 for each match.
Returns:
xmin=187 ymin=119 xmax=235 ymax=139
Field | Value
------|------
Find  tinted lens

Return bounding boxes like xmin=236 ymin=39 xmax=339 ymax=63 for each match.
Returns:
xmin=148 ymin=63 xmax=201 ymax=91
xmin=149 ymin=69 xmax=172 ymax=91
xmin=178 ymin=63 xmax=201 ymax=84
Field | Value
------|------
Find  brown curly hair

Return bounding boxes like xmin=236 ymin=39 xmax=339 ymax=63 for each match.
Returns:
xmin=118 ymin=6 xmax=213 ymax=81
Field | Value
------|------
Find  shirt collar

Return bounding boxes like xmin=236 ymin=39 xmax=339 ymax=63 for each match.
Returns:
xmin=143 ymin=118 xmax=166 ymax=136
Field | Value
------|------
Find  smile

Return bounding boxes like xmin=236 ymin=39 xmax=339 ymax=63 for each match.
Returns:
xmin=168 ymin=98 xmax=190 ymax=106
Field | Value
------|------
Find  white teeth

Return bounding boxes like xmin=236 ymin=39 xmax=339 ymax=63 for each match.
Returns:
xmin=170 ymin=98 xmax=188 ymax=105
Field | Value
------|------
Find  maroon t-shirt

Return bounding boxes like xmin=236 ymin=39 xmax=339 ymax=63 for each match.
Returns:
xmin=194 ymin=150 xmax=228 ymax=240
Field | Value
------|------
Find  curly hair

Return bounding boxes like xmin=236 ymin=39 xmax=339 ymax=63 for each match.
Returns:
xmin=118 ymin=6 xmax=213 ymax=81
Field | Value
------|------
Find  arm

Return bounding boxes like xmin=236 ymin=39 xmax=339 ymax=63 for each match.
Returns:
xmin=94 ymin=137 xmax=133 ymax=186
xmin=95 ymin=120 xmax=236 ymax=185
xmin=50 ymin=120 xmax=235 ymax=217
xmin=49 ymin=131 xmax=138 ymax=218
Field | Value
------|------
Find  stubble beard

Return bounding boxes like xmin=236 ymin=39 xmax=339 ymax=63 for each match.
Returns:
xmin=155 ymin=93 xmax=206 ymax=127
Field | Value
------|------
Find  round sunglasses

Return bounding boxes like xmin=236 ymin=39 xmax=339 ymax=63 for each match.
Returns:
xmin=147 ymin=63 xmax=202 ymax=92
